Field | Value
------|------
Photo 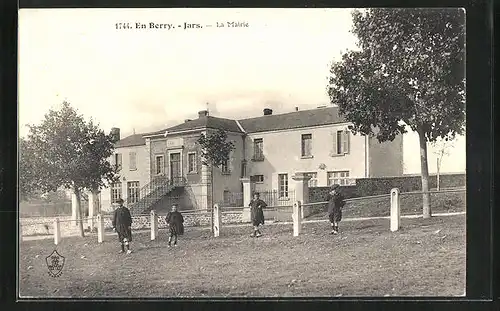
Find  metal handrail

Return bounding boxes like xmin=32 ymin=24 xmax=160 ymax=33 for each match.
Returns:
xmin=127 ymin=175 xmax=187 ymax=214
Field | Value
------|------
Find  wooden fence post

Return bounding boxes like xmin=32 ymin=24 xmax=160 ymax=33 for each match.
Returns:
xmin=97 ymin=214 xmax=104 ymax=243
xmin=292 ymin=201 xmax=301 ymax=236
xmin=390 ymin=188 xmax=401 ymax=232
xmin=151 ymin=210 xmax=158 ymax=241
xmin=213 ymin=204 xmax=221 ymax=237
xmin=53 ymin=218 xmax=61 ymax=245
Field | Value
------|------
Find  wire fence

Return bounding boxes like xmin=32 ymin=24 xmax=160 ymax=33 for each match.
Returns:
xmin=302 ymin=187 xmax=466 ymax=220
xmin=19 ymin=200 xmax=90 ymax=218
xmin=20 ymin=187 xmax=466 ymax=241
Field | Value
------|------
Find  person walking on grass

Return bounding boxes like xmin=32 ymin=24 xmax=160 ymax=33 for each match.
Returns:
xmin=326 ymin=184 xmax=345 ymax=235
xmin=166 ymin=204 xmax=184 ymax=247
xmin=249 ymin=192 xmax=267 ymax=237
xmin=112 ymin=198 xmax=133 ymax=254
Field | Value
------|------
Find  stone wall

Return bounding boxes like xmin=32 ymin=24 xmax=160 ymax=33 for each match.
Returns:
xmin=20 ymin=210 xmax=244 ymax=237
xmin=20 ymin=216 xmax=82 ymax=237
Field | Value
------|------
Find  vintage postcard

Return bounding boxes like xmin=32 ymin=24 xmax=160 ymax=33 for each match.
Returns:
xmin=18 ymin=8 xmax=466 ymax=298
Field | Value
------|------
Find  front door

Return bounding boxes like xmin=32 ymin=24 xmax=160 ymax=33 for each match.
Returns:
xmin=170 ymin=153 xmax=181 ymax=184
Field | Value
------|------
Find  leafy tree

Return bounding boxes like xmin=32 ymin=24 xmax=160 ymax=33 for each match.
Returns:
xmin=196 ymin=129 xmax=235 ymax=233
xmin=24 ymin=101 xmax=118 ymax=236
xmin=19 ymin=137 xmax=45 ymax=201
xmin=327 ymin=8 xmax=465 ymax=218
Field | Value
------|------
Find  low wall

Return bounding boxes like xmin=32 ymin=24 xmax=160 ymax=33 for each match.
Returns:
xmin=20 ymin=216 xmax=81 ymax=237
xmin=20 ymin=211 xmax=244 ymax=237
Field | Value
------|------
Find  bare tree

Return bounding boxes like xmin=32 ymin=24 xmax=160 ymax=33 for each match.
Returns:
xmin=432 ymin=139 xmax=454 ymax=190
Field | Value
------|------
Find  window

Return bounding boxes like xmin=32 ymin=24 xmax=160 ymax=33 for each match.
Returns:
xmin=111 ymin=182 xmax=122 ymax=204
xmin=127 ymin=181 xmax=140 ymax=203
xmin=253 ymin=138 xmax=264 ymax=161
xmin=301 ymin=134 xmax=312 ymax=157
xmin=304 ymin=172 xmax=318 ymax=187
xmin=332 ymin=130 xmax=350 ymax=155
xmin=223 ymin=190 xmax=231 ymax=204
xmin=114 ymin=153 xmax=122 ymax=171
xmin=241 ymin=160 xmax=247 ymax=177
xmin=250 ymin=175 xmax=264 ymax=183
xmin=327 ymin=171 xmax=350 ymax=186
xmin=221 ymin=159 xmax=230 ymax=174
xmin=155 ymin=155 xmax=165 ymax=175
xmin=188 ymin=152 xmax=197 ymax=173
xmin=278 ymin=174 xmax=289 ymax=198
xmin=129 ymin=152 xmax=137 ymax=170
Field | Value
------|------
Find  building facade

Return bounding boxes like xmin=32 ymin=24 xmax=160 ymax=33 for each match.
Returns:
xmin=100 ymin=106 xmax=403 ymax=213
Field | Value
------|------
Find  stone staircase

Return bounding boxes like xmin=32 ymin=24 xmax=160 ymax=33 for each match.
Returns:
xmin=127 ymin=175 xmax=186 ymax=215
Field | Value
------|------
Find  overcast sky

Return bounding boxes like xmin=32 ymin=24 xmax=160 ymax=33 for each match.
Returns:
xmin=18 ymin=8 xmax=465 ymax=174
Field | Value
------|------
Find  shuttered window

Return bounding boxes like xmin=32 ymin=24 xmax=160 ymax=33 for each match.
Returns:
xmin=332 ymin=130 xmax=350 ymax=155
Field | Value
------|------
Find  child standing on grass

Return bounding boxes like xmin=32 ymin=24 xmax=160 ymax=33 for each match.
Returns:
xmin=249 ymin=192 xmax=267 ymax=237
xmin=165 ymin=204 xmax=184 ymax=247
xmin=326 ymin=184 xmax=345 ymax=235
xmin=112 ymin=198 xmax=133 ymax=254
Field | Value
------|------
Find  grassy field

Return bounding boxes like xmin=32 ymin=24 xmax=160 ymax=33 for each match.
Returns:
xmin=19 ymin=214 xmax=466 ymax=298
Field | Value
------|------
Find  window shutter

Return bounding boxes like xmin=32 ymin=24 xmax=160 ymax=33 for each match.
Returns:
xmin=117 ymin=154 xmax=123 ymax=170
xmin=331 ymin=131 xmax=338 ymax=155
xmin=129 ymin=152 xmax=137 ymax=170
xmin=229 ymin=151 xmax=234 ymax=173
xmin=343 ymin=130 xmax=350 ymax=154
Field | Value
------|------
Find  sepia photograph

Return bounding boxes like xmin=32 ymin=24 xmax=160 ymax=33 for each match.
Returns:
xmin=18 ymin=8 xmax=466 ymax=298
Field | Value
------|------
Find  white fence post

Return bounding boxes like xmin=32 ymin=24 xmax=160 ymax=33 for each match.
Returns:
xmin=97 ymin=214 xmax=104 ymax=243
xmin=151 ymin=210 xmax=158 ymax=241
xmin=292 ymin=173 xmax=311 ymax=218
xmin=292 ymin=201 xmax=302 ymax=236
xmin=53 ymin=218 xmax=61 ymax=245
xmin=88 ymin=191 xmax=95 ymax=232
xmin=390 ymin=188 xmax=401 ymax=232
xmin=213 ymin=204 xmax=221 ymax=237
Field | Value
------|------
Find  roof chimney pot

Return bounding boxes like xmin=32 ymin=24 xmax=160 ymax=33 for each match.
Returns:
xmin=263 ymin=108 xmax=273 ymax=116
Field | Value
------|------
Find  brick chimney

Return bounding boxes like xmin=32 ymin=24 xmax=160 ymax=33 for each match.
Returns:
xmin=295 ymin=107 xmax=299 ymax=111
xmin=263 ymin=108 xmax=273 ymax=116
xmin=198 ymin=110 xmax=209 ymax=118
xmin=110 ymin=127 xmax=120 ymax=142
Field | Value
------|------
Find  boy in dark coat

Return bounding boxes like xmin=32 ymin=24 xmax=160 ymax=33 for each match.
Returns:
xmin=112 ymin=198 xmax=133 ymax=254
xmin=165 ymin=204 xmax=184 ymax=247
xmin=249 ymin=192 xmax=267 ymax=237
xmin=325 ymin=184 xmax=345 ymax=234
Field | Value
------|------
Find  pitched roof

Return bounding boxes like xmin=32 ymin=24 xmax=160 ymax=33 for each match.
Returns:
xmin=114 ymin=106 xmax=346 ymax=148
xmin=238 ymin=106 xmax=346 ymax=133
xmin=164 ymin=116 xmax=242 ymax=134
xmin=114 ymin=134 xmax=146 ymax=148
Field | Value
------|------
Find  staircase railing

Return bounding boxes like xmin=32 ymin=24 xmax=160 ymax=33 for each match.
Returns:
xmin=127 ymin=175 xmax=186 ymax=215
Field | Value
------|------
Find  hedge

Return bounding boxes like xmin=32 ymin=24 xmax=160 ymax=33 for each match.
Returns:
xmin=309 ymin=173 xmax=465 ymax=202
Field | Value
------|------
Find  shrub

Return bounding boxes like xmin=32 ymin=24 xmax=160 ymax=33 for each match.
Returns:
xmin=309 ymin=174 xmax=465 ymax=201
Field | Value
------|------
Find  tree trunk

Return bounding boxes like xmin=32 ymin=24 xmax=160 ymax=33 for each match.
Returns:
xmin=210 ymin=165 xmax=214 ymax=234
xmin=436 ymin=158 xmax=441 ymax=191
xmin=74 ymin=188 xmax=85 ymax=237
xmin=417 ymin=130 xmax=432 ymax=218
xmin=89 ymin=189 xmax=99 ymax=232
